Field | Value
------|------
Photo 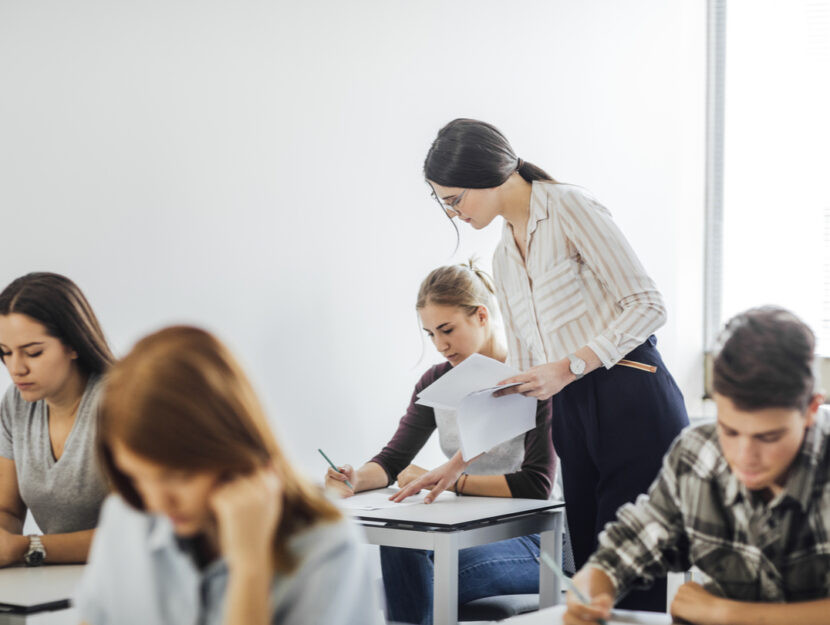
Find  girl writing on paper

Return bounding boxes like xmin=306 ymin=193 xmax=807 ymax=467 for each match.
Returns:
xmin=325 ymin=261 xmax=556 ymax=625
xmin=76 ymin=326 xmax=383 ymax=625
xmin=396 ymin=119 xmax=689 ymax=612
xmin=0 ymin=272 xmax=113 ymax=566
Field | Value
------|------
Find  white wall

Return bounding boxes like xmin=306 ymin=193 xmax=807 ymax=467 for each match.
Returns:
xmin=0 ymin=0 xmax=707 ymax=480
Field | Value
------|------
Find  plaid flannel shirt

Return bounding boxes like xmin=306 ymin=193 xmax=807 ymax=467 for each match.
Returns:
xmin=587 ymin=408 xmax=830 ymax=602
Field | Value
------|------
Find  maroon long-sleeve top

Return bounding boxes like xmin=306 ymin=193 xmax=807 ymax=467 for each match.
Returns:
xmin=370 ymin=362 xmax=556 ymax=499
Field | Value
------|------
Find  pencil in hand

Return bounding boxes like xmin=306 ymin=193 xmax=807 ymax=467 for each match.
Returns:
xmin=318 ymin=448 xmax=355 ymax=490
xmin=540 ymin=552 xmax=608 ymax=625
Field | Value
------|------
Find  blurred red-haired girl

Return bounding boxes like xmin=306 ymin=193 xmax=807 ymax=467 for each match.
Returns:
xmin=76 ymin=326 xmax=382 ymax=625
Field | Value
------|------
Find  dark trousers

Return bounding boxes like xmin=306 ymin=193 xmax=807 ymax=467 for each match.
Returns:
xmin=552 ymin=336 xmax=688 ymax=612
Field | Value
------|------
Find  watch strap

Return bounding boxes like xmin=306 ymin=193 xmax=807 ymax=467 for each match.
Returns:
xmin=24 ymin=534 xmax=46 ymax=566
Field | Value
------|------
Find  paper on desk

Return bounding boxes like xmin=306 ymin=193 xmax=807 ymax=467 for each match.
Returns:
xmin=416 ymin=353 xmax=537 ymax=461
xmin=505 ymin=605 xmax=672 ymax=625
xmin=336 ymin=489 xmax=454 ymax=511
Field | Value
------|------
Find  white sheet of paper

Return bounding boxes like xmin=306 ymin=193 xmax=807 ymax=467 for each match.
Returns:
xmin=456 ymin=388 xmax=536 ymax=460
xmin=336 ymin=489 xmax=454 ymax=511
xmin=415 ymin=353 xmax=519 ymax=410
xmin=504 ymin=605 xmax=672 ymax=625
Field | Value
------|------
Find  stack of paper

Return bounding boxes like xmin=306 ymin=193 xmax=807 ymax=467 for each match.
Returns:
xmin=415 ymin=354 xmax=536 ymax=460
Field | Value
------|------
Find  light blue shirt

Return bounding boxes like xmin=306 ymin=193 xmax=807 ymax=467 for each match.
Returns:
xmin=76 ymin=495 xmax=383 ymax=625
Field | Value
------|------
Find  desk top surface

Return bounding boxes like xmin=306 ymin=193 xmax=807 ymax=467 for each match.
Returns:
xmin=347 ymin=488 xmax=564 ymax=528
xmin=503 ymin=605 xmax=673 ymax=625
xmin=0 ymin=564 xmax=83 ymax=610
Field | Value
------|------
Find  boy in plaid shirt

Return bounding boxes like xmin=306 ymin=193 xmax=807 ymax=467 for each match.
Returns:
xmin=565 ymin=307 xmax=829 ymax=625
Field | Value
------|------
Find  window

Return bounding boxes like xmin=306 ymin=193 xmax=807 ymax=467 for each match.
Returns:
xmin=706 ymin=0 xmax=830 ymax=355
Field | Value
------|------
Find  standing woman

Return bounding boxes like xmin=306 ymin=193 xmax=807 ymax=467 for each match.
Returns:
xmin=0 ymin=272 xmax=113 ymax=566
xmin=401 ymin=119 xmax=689 ymax=611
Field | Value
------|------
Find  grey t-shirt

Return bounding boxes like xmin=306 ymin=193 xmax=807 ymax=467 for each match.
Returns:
xmin=0 ymin=375 xmax=108 ymax=534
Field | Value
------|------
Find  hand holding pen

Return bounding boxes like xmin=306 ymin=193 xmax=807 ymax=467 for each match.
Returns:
xmin=319 ymin=448 xmax=356 ymax=497
xmin=540 ymin=552 xmax=612 ymax=625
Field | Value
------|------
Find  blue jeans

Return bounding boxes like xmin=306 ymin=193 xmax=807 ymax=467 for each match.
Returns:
xmin=380 ymin=535 xmax=541 ymax=625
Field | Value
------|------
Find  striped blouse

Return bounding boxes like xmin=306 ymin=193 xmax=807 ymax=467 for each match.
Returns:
xmin=492 ymin=182 xmax=666 ymax=371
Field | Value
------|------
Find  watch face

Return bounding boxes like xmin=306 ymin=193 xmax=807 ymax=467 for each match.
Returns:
xmin=25 ymin=550 xmax=45 ymax=566
xmin=570 ymin=357 xmax=586 ymax=375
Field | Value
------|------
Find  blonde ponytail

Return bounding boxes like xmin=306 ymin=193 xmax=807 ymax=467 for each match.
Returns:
xmin=416 ymin=258 xmax=497 ymax=317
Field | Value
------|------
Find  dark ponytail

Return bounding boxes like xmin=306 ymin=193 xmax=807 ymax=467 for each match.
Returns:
xmin=516 ymin=158 xmax=554 ymax=184
xmin=424 ymin=118 xmax=555 ymax=188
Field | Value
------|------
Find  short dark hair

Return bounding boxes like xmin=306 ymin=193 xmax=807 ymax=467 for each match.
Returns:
xmin=713 ymin=306 xmax=815 ymax=412
xmin=0 ymin=272 xmax=114 ymax=375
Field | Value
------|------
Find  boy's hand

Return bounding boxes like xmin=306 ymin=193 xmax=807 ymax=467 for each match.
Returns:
xmin=563 ymin=591 xmax=613 ymax=624
xmin=671 ymin=581 xmax=729 ymax=625
xmin=562 ymin=567 xmax=615 ymax=625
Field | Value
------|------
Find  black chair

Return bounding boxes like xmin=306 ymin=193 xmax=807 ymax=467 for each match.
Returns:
xmin=458 ymin=594 xmax=539 ymax=621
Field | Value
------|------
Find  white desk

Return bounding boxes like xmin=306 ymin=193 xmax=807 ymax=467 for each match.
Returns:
xmin=0 ymin=565 xmax=83 ymax=625
xmin=346 ymin=489 xmax=565 ymax=625
xmin=502 ymin=604 xmax=672 ymax=624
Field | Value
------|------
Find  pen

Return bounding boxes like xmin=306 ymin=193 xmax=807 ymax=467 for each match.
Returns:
xmin=540 ymin=552 xmax=608 ymax=625
xmin=318 ymin=448 xmax=354 ymax=490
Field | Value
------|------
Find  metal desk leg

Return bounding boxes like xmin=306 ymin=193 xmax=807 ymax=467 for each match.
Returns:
xmin=433 ymin=532 xmax=460 ymax=625
xmin=539 ymin=509 xmax=564 ymax=607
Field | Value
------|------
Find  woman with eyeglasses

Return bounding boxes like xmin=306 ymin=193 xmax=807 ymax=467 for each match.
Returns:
xmin=0 ymin=272 xmax=113 ymax=567
xmin=325 ymin=261 xmax=555 ymax=625
xmin=395 ymin=119 xmax=689 ymax=612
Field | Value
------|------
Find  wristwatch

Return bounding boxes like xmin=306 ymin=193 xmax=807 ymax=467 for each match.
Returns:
xmin=566 ymin=353 xmax=587 ymax=379
xmin=24 ymin=535 xmax=46 ymax=566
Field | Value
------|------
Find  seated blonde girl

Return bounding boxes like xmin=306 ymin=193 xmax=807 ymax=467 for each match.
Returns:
xmin=325 ymin=262 xmax=556 ymax=625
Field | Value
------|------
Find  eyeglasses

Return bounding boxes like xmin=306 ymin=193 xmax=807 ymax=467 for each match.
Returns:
xmin=431 ymin=189 xmax=468 ymax=218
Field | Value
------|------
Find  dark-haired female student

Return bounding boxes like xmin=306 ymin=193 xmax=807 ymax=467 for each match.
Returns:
xmin=76 ymin=326 xmax=382 ymax=625
xmin=396 ymin=119 xmax=689 ymax=611
xmin=0 ymin=272 xmax=113 ymax=566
